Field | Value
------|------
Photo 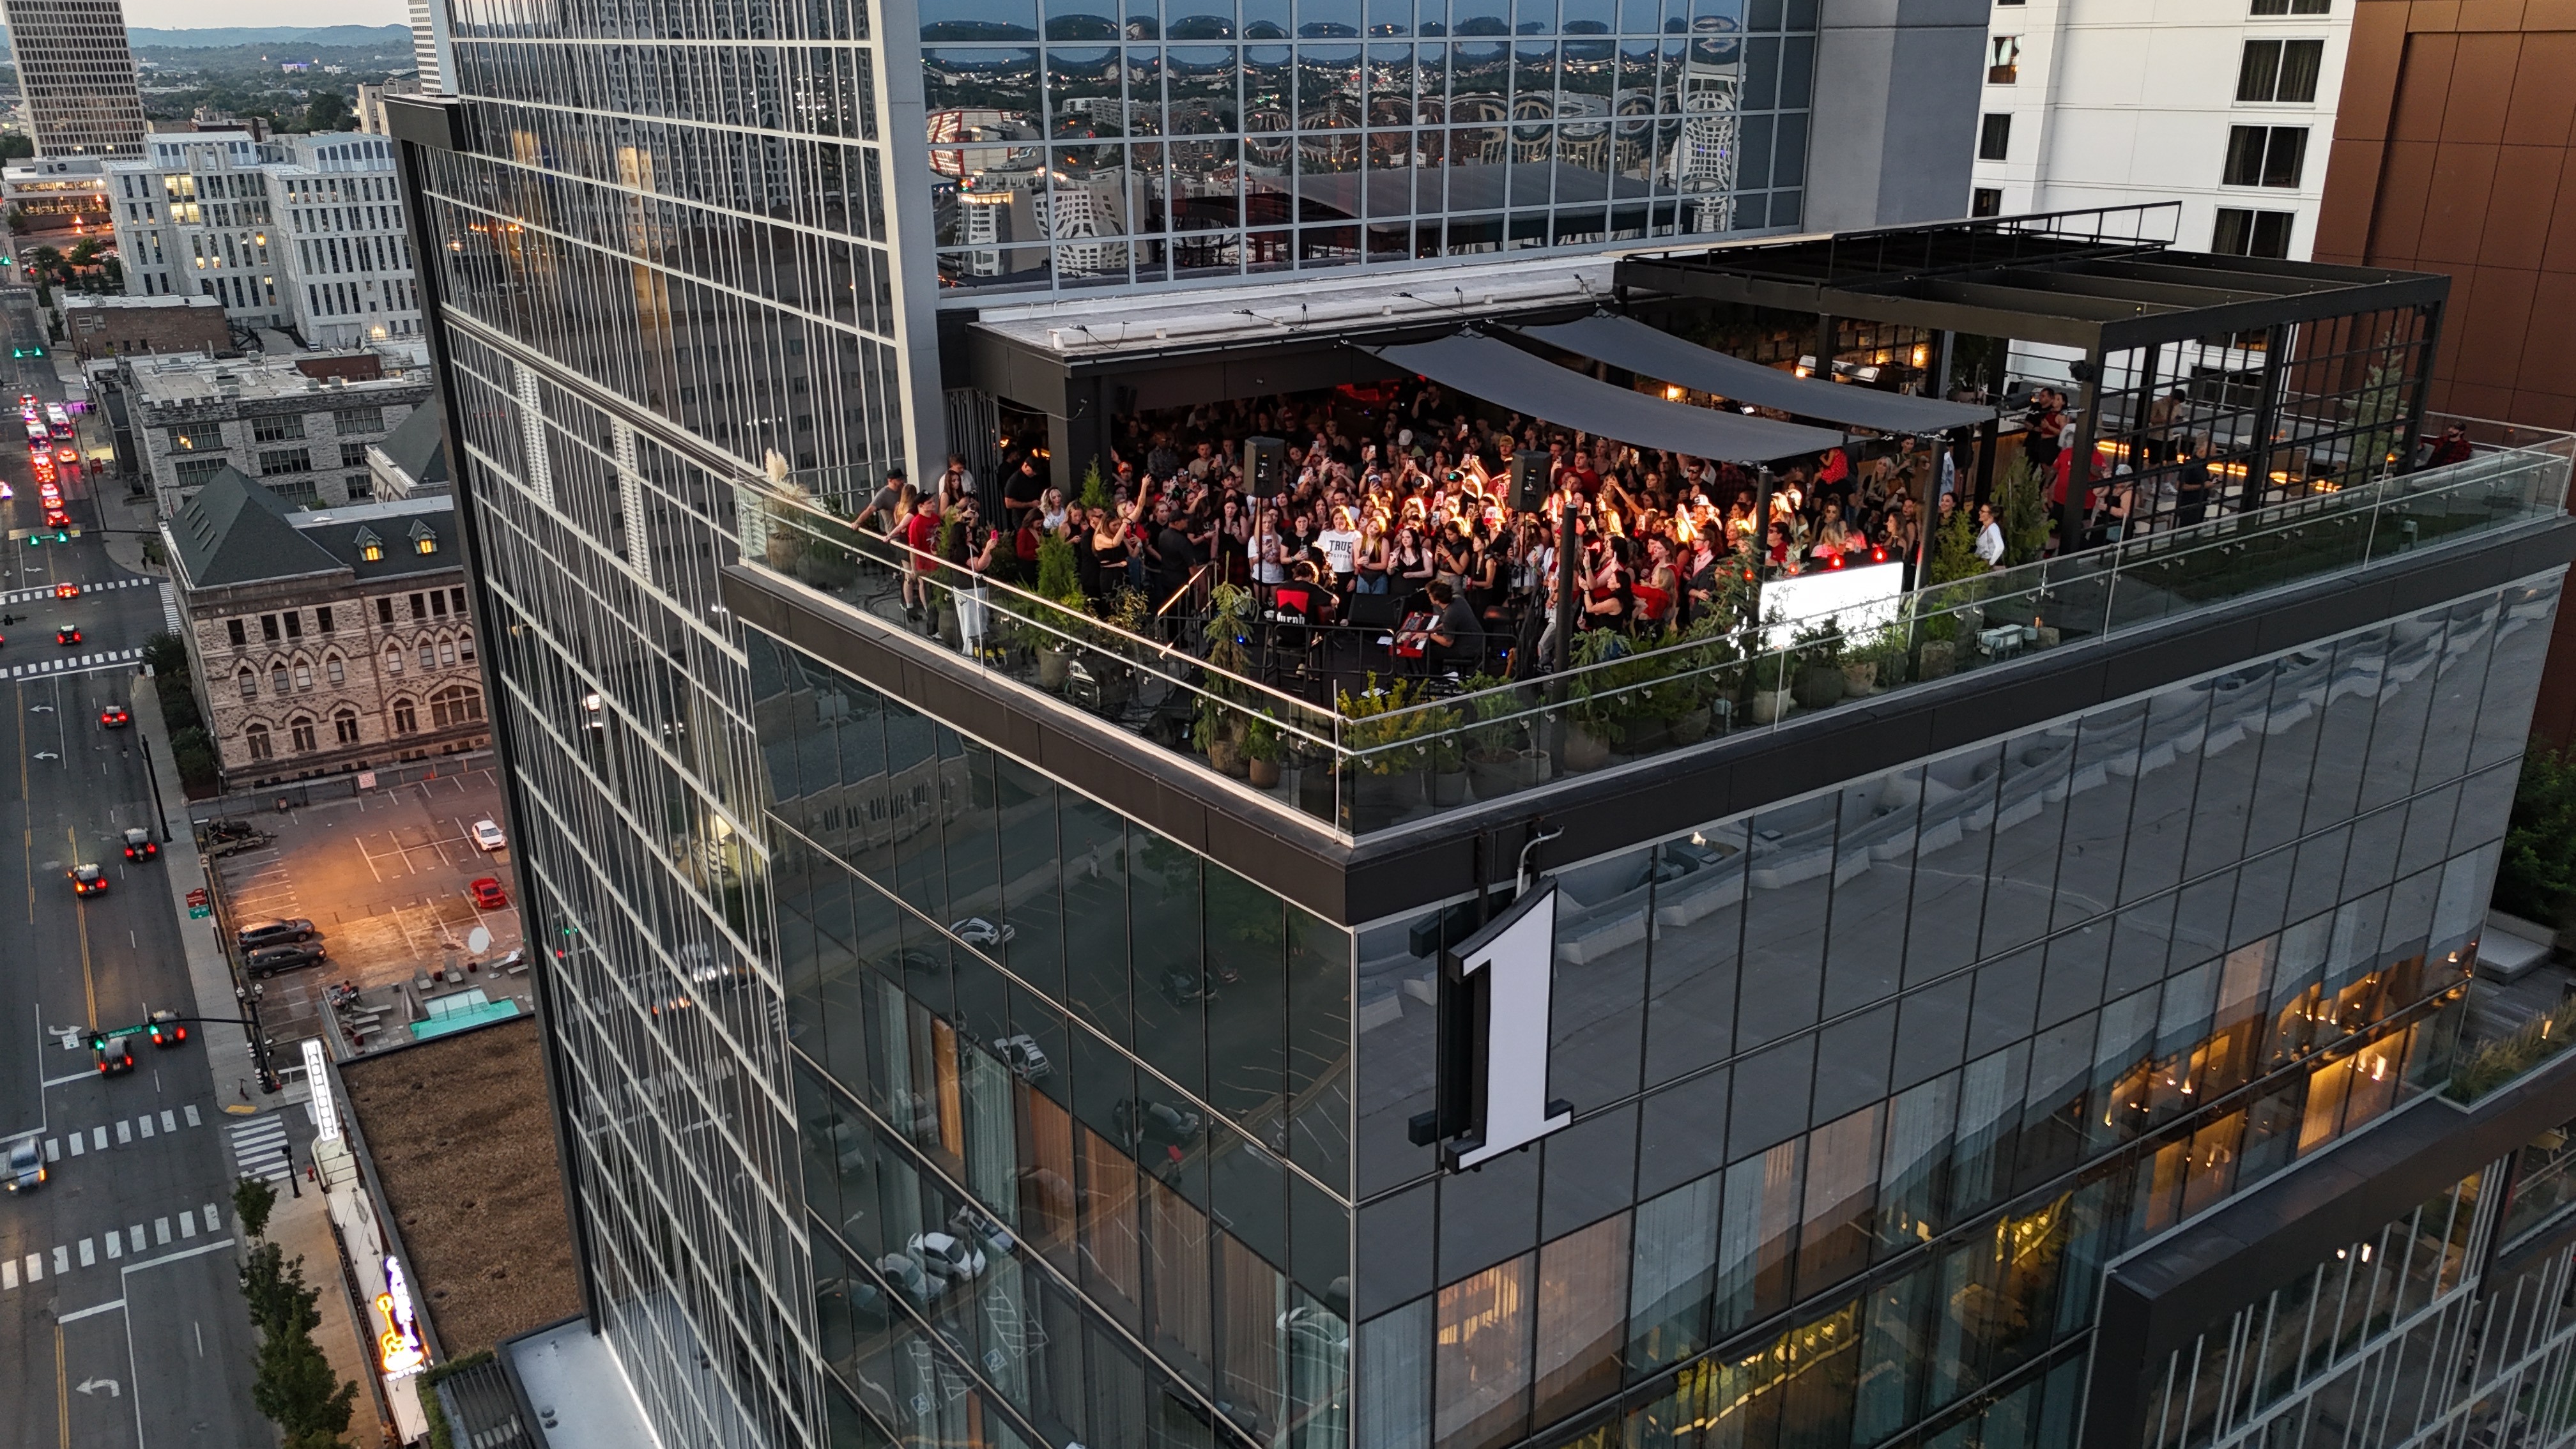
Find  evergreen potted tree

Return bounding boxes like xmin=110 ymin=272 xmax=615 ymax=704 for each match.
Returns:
xmin=1461 ymin=673 xmax=1549 ymax=797
xmin=1030 ymin=535 xmax=1083 ymax=690
xmin=1790 ymin=620 xmax=1846 ymax=709
xmin=1243 ymin=717 xmax=1284 ymax=789
xmin=1562 ymin=630 xmax=1631 ymax=771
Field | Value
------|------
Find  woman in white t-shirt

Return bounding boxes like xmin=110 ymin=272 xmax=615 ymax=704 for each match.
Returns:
xmin=1974 ymin=502 xmax=2007 ymax=567
xmin=1317 ymin=506 xmax=1363 ymax=592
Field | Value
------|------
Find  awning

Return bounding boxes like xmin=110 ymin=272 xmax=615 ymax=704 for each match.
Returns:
xmin=1516 ymin=314 xmax=1996 ymax=434
xmin=1367 ymin=332 xmax=1846 ymax=465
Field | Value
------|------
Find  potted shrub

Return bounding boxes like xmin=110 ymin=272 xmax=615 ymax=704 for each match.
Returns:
xmin=1193 ymin=585 xmax=1258 ymax=775
xmin=1031 ymin=535 xmax=1083 ymax=690
xmin=1666 ymin=615 xmax=1742 ymax=743
xmin=1339 ymin=675 xmax=1439 ymax=826
xmin=1790 ymin=620 xmax=1846 ymax=709
xmin=1562 ymin=630 xmax=1633 ymax=771
xmin=1855 ymin=624 xmax=1910 ymax=693
xmin=1460 ymin=673 xmax=1548 ymax=797
xmin=1244 ymin=717 xmax=1284 ymax=789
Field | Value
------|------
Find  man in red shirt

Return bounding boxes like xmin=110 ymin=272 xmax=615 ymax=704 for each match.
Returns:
xmin=903 ymin=496 xmax=944 ymax=625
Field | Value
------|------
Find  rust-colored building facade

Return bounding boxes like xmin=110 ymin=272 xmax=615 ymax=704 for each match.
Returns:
xmin=2317 ymin=0 xmax=2576 ymax=740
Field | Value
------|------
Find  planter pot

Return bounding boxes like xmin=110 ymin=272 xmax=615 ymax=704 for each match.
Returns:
xmin=1793 ymin=666 xmax=1846 ymax=709
xmin=1918 ymin=640 xmax=1957 ymax=680
xmin=2035 ymin=625 xmax=2062 ymax=650
xmin=1037 ymin=647 xmax=1072 ymax=691
xmin=1750 ymin=687 xmax=1793 ymax=724
xmin=1469 ymin=747 xmax=1550 ymax=798
xmin=1840 ymin=661 xmax=1877 ymax=696
xmin=1353 ymin=769 xmax=1427 ymax=829
xmin=1248 ymin=757 xmax=1282 ymax=788
xmin=1563 ymin=726 xmax=1614 ymax=773
xmin=937 ymin=603 xmax=961 ymax=648
xmin=1872 ymin=654 xmax=1908 ymax=688
xmin=1431 ymin=769 xmax=1471 ymax=807
xmin=1206 ymin=736 xmax=1247 ymax=778
xmin=1671 ymin=706 xmax=1712 ymax=745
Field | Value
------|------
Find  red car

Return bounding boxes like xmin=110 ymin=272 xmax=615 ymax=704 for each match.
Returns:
xmin=54 ymin=582 xmax=77 ymax=599
xmin=99 ymin=704 xmax=128 ymax=728
xmin=468 ymin=877 xmax=509 ymax=910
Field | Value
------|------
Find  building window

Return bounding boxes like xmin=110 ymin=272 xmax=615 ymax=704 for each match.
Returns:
xmin=237 ymin=668 xmax=257 ymax=701
xmin=431 ymin=685 xmax=484 ymax=728
xmin=227 ymin=618 xmax=247 ymax=647
xmin=334 ymin=709 xmax=360 ymax=744
xmin=1988 ymin=36 xmax=2020 ymax=84
xmin=1978 ymin=114 xmax=2012 ymax=162
xmin=316 ymin=606 xmax=334 ymax=634
xmin=282 ymin=611 xmax=302 ymax=640
xmin=2214 ymin=208 xmax=2296 ymax=258
xmin=270 ymin=664 xmax=289 ymax=694
xmin=438 ymin=639 xmax=456 ymax=667
xmin=409 ymin=593 xmax=425 ymax=619
xmin=391 ymin=698 xmax=417 ymax=734
xmin=289 ymin=717 xmax=317 ymax=753
xmin=418 ymin=641 xmax=436 ymax=671
xmin=260 ymin=613 xmax=280 ymax=642
xmin=413 ymin=533 xmax=438 ymax=556
xmin=293 ymin=663 xmax=313 ymax=691
xmin=384 ymin=646 xmax=403 ymax=676
xmin=449 ymin=588 xmax=466 ymax=614
xmin=1972 ymin=188 xmax=2004 ymax=217
xmin=376 ymin=596 xmax=395 ymax=625
xmin=2237 ymin=40 xmax=2324 ymax=103
xmin=252 ymin=414 xmax=305 ymax=443
xmin=333 ymin=406 xmax=383 ymax=433
xmin=2251 ymin=0 xmax=2330 ymax=13
xmin=431 ymin=591 xmax=448 ymax=618
xmin=348 ymin=473 xmax=375 ymax=501
xmin=326 ymin=655 xmax=346 ymax=686
xmin=245 ymin=723 xmax=272 ymax=759
xmin=168 ymin=425 xmax=215 ymax=451
xmin=258 ymin=447 xmax=312 ymax=477
xmin=341 ymin=442 xmax=369 ymax=468
xmin=458 ymin=631 xmax=475 ymax=661
xmin=2223 ymin=125 xmax=2309 ymax=187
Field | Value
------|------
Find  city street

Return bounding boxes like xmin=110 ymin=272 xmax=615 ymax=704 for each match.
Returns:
xmin=0 ymin=285 xmax=277 ymax=1449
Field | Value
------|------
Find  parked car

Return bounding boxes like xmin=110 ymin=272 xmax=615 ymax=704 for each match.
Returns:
xmin=201 ymin=818 xmax=264 ymax=842
xmin=470 ymin=818 xmax=506 ymax=852
xmin=995 ymin=1034 xmax=1052 ymax=1082
xmin=950 ymin=917 xmax=1015 ymax=948
xmin=907 ymin=1231 xmax=987 ymax=1287
xmin=235 ymin=918 xmax=314 ymax=949
xmin=246 ymin=941 xmax=328 ymax=977
xmin=875 ymin=1252 xmax=935 ymax=1308
xmin=468 ymin=877 xmax=509 ymax=910
xmin=3 ymin=1136 xmax=42 ymax=1192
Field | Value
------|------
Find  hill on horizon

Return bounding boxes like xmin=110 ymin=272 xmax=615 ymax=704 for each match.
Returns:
xmin=0 ymin=24 xmax=410 ymax=56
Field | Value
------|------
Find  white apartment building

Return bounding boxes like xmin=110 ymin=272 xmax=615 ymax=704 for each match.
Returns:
xmin=1967 ymin=0 xmax=2350 ymax=260
xmin=105 ymin=130 xmax=423 ymax=349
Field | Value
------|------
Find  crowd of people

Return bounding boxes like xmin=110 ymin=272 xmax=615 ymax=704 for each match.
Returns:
xmin=852 ymin=376 xmax=1984 ymax=680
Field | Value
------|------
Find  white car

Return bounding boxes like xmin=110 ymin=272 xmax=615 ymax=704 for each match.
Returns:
xmin=470 ymin=819 xmax=507 ymax=852
xmin=907 ymin=1231 xmax=986 ymax=1285
xmin=950 ymin=917 xmax=1015 ymax=947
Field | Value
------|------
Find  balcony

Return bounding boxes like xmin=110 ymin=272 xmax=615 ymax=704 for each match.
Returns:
xmin=732 ymin=427 xmax=2570 ymax=841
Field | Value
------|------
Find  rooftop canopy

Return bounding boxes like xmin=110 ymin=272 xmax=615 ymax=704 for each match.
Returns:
xmin=1515 ymin=313 xmax=1995 ymax=434
xmin=1365 ymin=331 xmax=1848 ymax=466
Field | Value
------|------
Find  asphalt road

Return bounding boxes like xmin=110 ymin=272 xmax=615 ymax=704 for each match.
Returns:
xmin=0 ymin=288 xmax=271 ymax=1449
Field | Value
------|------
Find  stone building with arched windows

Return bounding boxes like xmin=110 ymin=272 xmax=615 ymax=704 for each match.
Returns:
xmin=162 ymin=464 xmax=487 ymax=790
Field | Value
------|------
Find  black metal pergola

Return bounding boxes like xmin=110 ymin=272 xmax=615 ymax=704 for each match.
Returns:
xmin=1617 ymin=204 xmax=2452 ymax=545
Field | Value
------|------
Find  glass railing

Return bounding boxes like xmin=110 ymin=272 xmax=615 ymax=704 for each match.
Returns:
xmin=735 ymin=431 xmax=2568 ymax=839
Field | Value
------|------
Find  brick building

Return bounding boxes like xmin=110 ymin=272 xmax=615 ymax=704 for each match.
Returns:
xmin=124 ymin=349 xmax=431 ymax=516
xmin=60 ymin=294 xmax=230 ymax=362
xmin=163 ymin=468 xmax=487 ymax=790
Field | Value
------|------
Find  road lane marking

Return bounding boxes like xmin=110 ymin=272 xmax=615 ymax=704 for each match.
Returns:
xmin=103 ymin=1232 xmax=118 ymax=1260
xmin=77 ymin=1238 xmax=93 ymax=1267
xmin=89 ymin=1126 xmax=103 ymax=1151
xmin=52 ymin=1245 xmax=68 ymax=1273
xmin=126 ymin=1227 xmax=141 ymax=1254
xmin=66 ymin=1132 xmax=80 ymax=1156
xmin=57 ymin=1298 xmax=123 ymax=1324
xmin=152 ymin=1218 xmax=167 ymax=1245
xmin=39 ymin=1071 xmax=92 ymax=1087
xmin=136 ymin=1115 xmax=151 ymax=1138
xmin=71 ymin=824 xmax=94 ymax=1028
xmin=121 ymin=1238 xmax=234 ymax=1274
xmin=159 ymin=1110 xmax=175 ymax=1132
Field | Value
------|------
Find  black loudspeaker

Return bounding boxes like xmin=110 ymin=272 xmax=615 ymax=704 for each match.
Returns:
xmin=1245 ymin=436 xmax=1286 ymax=497
xmin=1508 ymin=452 xmax=1547 ymax=512
xmin=1347 ymin=592 xmax=1402 ymax=629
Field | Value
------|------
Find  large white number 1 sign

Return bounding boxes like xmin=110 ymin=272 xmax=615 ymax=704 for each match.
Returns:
xmin=1446 ymin=881 xmax=1572 ymax=1170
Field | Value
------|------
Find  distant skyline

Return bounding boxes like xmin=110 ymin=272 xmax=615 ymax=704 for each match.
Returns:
xmin=122 ymin=0 xmax=404 ymax=31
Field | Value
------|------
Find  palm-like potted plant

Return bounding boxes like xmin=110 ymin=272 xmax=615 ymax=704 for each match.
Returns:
xmin=1243 ymin=716 xmax=1284 ymax=789
xmin=1339 ymin=675 xmax=1448 ymax=827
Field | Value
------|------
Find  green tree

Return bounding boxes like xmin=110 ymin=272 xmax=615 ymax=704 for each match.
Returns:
xmin=233 ymin=1176 xmax=279 ymax=1240
xmin=67 ymin=238 xmax=101 ymax=269
xmin=0 ymin=133 xmax=31 ymax=160
xmin=2500 ymin=742 xmax=2576 ymax=925
xmin=303 ymin=91 xmax=353 ymax=133
xmin=4 ymin=207 xmax=27 ymax=235
xmin=234 ymin=1169 xmax=358 ymax=1449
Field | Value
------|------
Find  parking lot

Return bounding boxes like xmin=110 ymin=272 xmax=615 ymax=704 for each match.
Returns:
xmin=208 ymin=766 xmax=529 ymax=1051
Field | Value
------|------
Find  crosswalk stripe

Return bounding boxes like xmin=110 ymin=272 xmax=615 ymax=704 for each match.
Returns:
xmin=161 ymin=1110 xmax=176 ymax=1132
xmin=21 ymin=1252 xmax=38 ymax=1283
xmin=43 ymin=1138 xmax=57 ymax=1161
xmin=153 ymin=1217 xmax=168 ymax=1246
xmin=178 ymin=1209 xmax=196 ymax=1238
xmin=127 ymin=1226 xmax=142 ymax=1255
xmin=103 ymin=1232 xmax=119 ymax=1261
xmin=115 ymin=1119 xmax=130 ymax=1145
xmin=203 ymin=1202 xmax=221 ymax=1231
xmin=183 ymin=1105 xmax=199 ymax=1128
xmin=1 ymin=1259 xmax=14 ymax=1291
xmin=66 ymin=1133 xmax=81 ymax=1156
xmin=90 ymin=1127 xmax=104 ymax=1152
xmin=52 ymin=1246 xmax=67 ymax=1273
xmin=159 ymin=581 xmax=181 ymax=633
xmin=77 ymin=1238 xmax=93 ymax=1267
xmin=137 ymin=1115 xmax=153 ymax=1138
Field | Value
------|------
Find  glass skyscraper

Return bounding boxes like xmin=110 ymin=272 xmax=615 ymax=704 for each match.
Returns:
xmin=387 ymin=5 xmax=2576 ymax=1449
xmin=0 ymin=0 xmax=146 ymax=159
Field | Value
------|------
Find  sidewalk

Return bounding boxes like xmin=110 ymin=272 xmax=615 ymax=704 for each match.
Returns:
xmin=89 ymin=450 xmax=163 ymax=580
xmin=265 ymin=1175 xmax=392 ymax=1449
xmin=130 ymin=667 xmax=309 ymax=1115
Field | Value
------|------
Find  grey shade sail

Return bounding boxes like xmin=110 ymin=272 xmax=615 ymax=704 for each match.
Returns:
xmin=1517 ymin=314 xmax=1996 ymax=434
xmin=1366 ymin=332 xmax=1848 ymax=465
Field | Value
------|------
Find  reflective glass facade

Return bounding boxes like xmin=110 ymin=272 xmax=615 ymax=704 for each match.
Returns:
xmin=924 ymin=0 xmax=1820 ymax=291
xmin=1346 ymin=578 xmax=2557 ymax=1449
xmin=754 ymin=632 xmax=1356 ymax=1447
